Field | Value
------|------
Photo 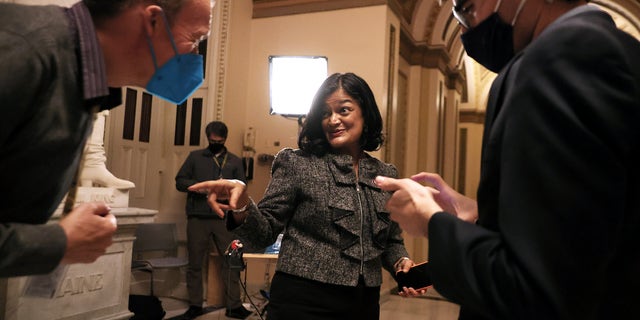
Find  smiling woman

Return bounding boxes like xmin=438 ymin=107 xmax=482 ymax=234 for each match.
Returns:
xmin=321 ymin=87 xmax=365 ymax=159
xmin=187 ymin=72 xmax=418 ymax=320
xmin=299 ymin=73 xmax=384 ymax=160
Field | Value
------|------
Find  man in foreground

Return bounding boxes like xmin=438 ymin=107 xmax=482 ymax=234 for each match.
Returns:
xmin=376 ymin=0 xmax=640 ymax=318
xmin=0 ymin=0 xmax=213 ymax=277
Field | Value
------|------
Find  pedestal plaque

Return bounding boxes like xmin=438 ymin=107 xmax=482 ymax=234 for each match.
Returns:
xmin=0 ymin=188 xmax=157 ymax=320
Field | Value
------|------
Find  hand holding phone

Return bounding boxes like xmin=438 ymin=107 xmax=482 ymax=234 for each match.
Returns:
xmin=395 ymin=261 xmax=432 ymax=291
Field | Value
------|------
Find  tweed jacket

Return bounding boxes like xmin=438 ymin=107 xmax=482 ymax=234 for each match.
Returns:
xmin=230 ymin=148 xmax=409 ymax=287
xmin=176 ymin=147 xmax=246 ymax=218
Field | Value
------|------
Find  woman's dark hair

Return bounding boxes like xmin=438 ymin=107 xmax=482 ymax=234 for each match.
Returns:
xmin=298 ymin=72 xmax=384 ymax=156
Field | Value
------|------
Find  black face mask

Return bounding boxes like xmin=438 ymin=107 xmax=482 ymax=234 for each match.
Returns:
xmin=460 ymin=12 xmax=515 ymax=73
xmin=208 ymin=143 xmax=225 ymax=154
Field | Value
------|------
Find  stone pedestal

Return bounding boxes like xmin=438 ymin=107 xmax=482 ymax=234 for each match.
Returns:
xmin=57 ymin=186 xmax=131 ymax=210
xmin=0 ymin=187 xmax=156 ymax=320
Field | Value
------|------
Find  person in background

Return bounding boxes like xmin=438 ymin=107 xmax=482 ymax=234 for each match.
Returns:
xmin=175 ymin=121 xmax=251 ymax=320
xmin=0 ymin=0 xmax=212 ymax=277
xmin=189 ymin=73 xmax=421 ymax=320
xmin=375 ymin=0 xmax=640 ymax=319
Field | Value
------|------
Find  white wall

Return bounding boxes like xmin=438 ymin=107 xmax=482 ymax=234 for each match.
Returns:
xmin=224 ymin=2 xmax=394 ymax=200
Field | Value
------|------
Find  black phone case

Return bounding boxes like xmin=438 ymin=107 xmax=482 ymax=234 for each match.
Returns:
xmin=395 ymin=261 xmax=432 ymax=291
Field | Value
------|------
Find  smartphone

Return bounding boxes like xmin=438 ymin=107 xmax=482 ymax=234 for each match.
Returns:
xmin=395 ymin=261 xmax=432 ymax=291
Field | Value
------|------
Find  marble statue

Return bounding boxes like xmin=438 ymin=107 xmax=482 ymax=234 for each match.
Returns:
xmin=80 ymin=110 xmax=135 ymax=189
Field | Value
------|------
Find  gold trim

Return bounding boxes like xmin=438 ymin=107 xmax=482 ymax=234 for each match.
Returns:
xmin=253 ymin=0 xmax=387 ymax=18
xmin=459 ymin=110 xmax=485 ymax=124
xmin=213 ymin=0 xmax=232 ymax=120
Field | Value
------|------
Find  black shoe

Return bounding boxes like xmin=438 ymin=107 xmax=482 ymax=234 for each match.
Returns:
xmin=181 ymin=305 xmax=203 ymax=319
xmin=225 ymin=306 xmax=252 ymax=319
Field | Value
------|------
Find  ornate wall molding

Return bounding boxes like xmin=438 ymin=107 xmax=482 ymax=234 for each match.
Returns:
xmin=253 ymin=0 xmax=386 ymax=18
xmin=400 ymin=32 xmax=465 ymax=92
xmin=422 ymin=0 xmax=443 ymax=46
xmin=459 ymin=110 xmax=485 ymax=124
xmin=212 ymin=0 xmax=232 ymax=120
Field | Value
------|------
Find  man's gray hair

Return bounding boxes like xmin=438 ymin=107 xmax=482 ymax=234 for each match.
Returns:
xmin=83 ymin=0 xmax=189 ymax=25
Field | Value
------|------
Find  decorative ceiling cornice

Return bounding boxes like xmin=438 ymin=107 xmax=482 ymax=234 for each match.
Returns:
xmin=253 ymin=0 xmax=387 ymax=18
xmin=252 ymin=0 xmax=419 ymax=24
xmin=400 ymin=32 xmax=449 ymax=70
xmin=459 ymin=110 xmax=485 ymax=124
xmin=400 ymin=31 xmax=464 ymax=92
xmin=398 ymin=0 xmax=420 ymax=23
xmin=422 ymin=0 xmax=442 ymax=46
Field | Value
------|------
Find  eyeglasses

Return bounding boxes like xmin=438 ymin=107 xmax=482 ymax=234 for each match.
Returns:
xmin=208 ymin=139 xmax=226 ymax=144
xmin=453 ymin=0 xmax=524 ymax=29
xmin=452 ymin=0 xmax=473 ymax=29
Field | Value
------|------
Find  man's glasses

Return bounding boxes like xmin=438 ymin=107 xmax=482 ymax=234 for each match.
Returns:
xmin=453 ymin=0 xmax=520 ymax=29
xmin=452 ymin=0 xmax=473 ymax=29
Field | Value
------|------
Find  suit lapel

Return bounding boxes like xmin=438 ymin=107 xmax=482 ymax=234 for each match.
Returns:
xmin=481 ymin=53 xmax=523 ymax=152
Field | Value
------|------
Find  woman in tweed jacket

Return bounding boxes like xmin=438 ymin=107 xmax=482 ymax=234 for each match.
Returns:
xmin=190 ymin=73 xmax=418 ymax=320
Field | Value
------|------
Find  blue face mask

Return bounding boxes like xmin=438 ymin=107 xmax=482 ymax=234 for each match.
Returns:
xmin=145 ymin=12 xmax=204 ymax=105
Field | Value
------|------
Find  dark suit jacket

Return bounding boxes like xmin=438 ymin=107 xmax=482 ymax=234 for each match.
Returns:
xmin=175 ymin=147 xmax=246 ymax=218
xmin=429 ymin=6 xmax=640 ymax=319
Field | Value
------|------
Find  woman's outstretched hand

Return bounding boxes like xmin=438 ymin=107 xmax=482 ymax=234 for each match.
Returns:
xmin=188 ymin=179 xmax=249 ymax=217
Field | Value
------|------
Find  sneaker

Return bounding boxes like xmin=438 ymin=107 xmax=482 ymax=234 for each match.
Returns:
xmin=180 ymin=305 xmax=204 ymax=319
xmin=225 ymin=306 xmax=252 ymax=319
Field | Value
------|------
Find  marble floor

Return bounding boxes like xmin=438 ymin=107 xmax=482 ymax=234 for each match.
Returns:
xmin=160 ymin=290 xmax=461 ymax=320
